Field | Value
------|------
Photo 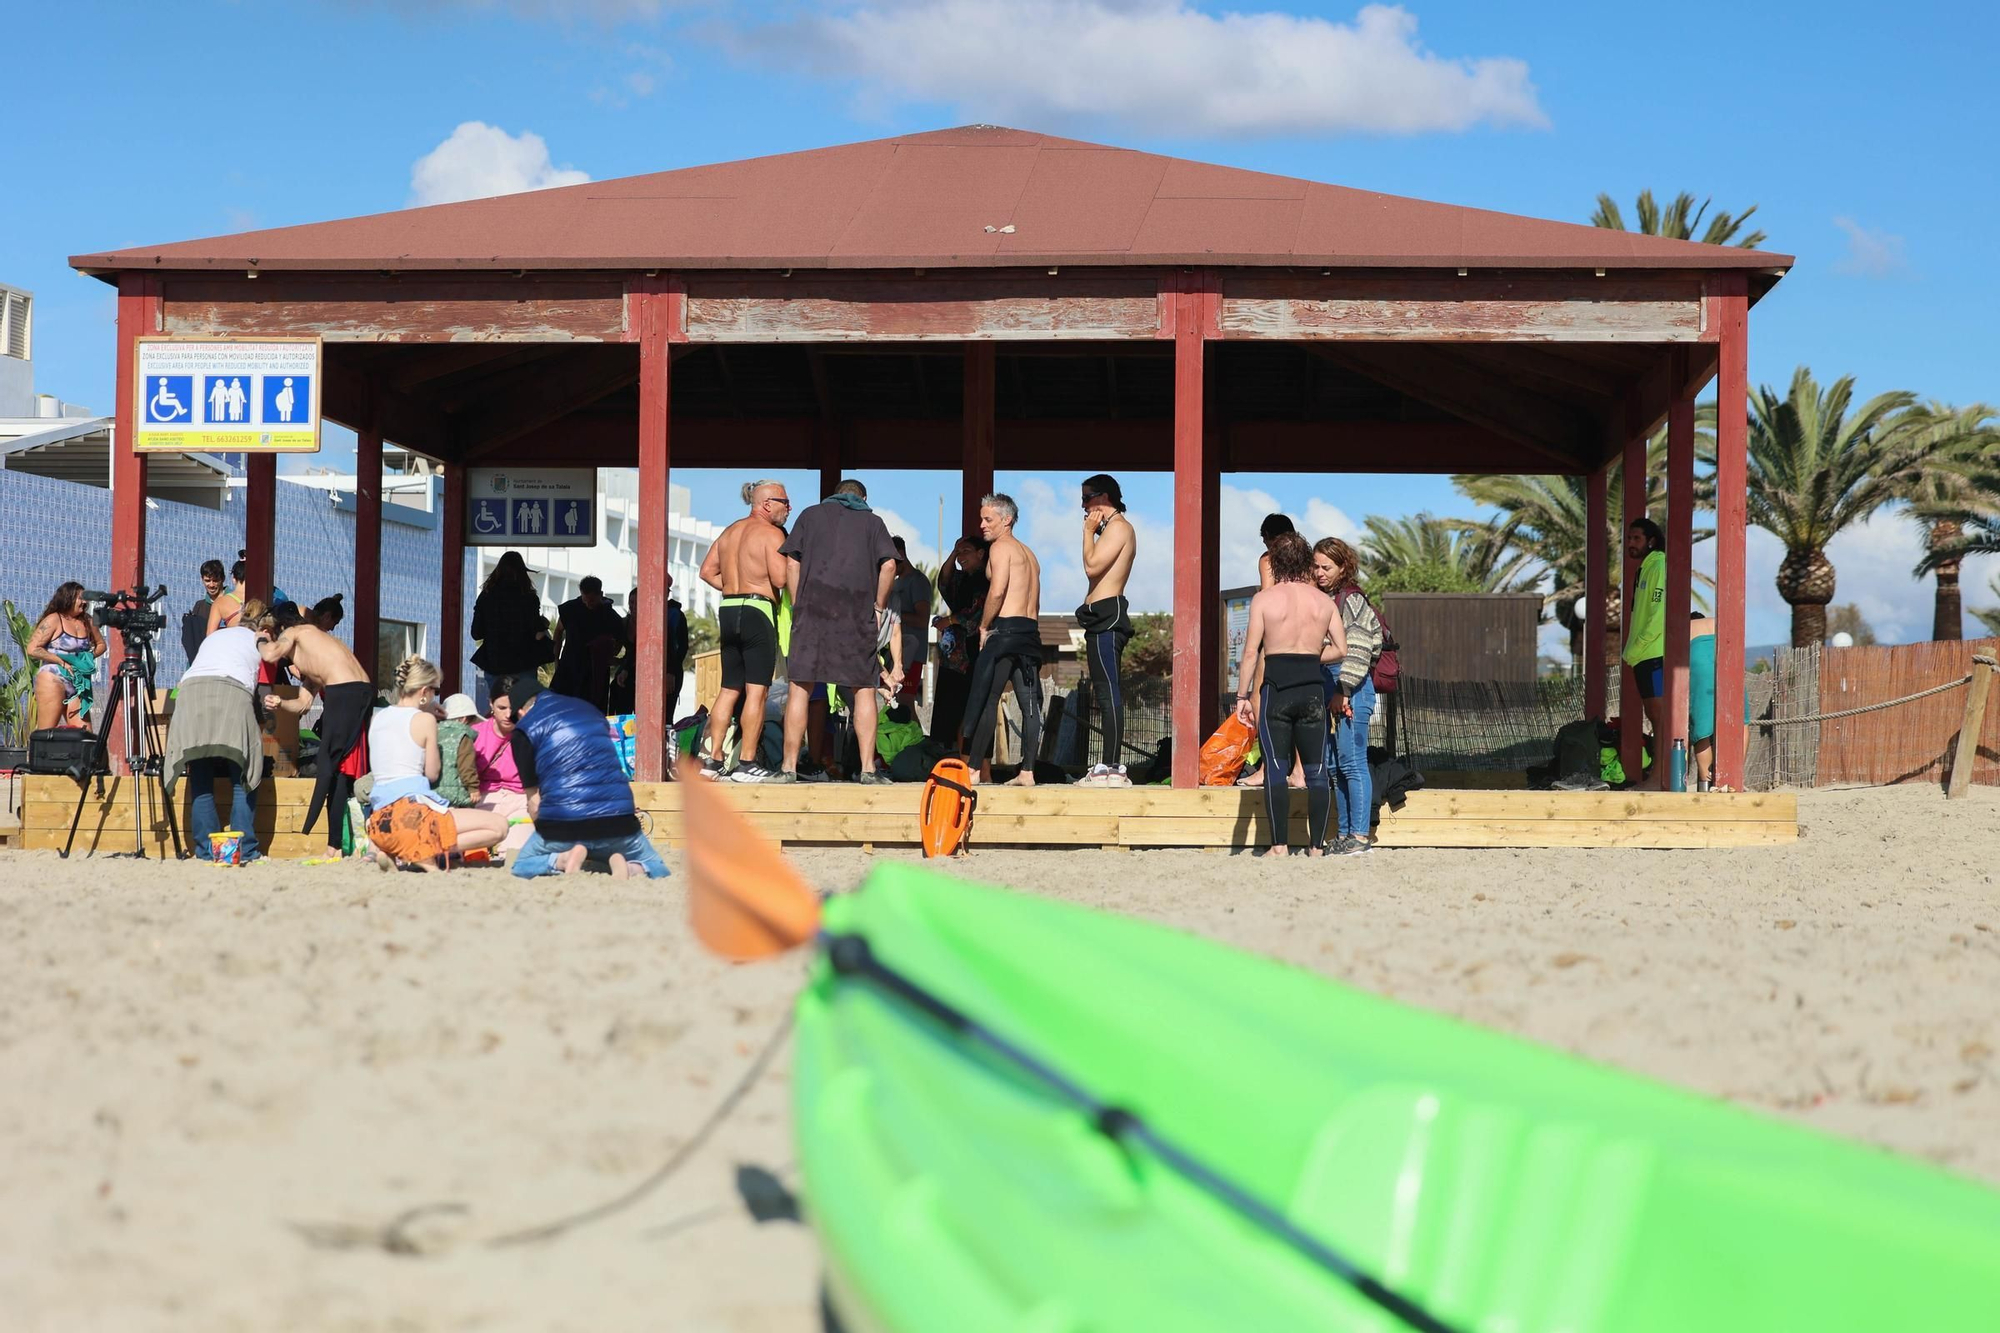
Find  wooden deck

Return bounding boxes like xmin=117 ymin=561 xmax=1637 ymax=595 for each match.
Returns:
xmin=13 ymin=775 xmax=1797 ymax=856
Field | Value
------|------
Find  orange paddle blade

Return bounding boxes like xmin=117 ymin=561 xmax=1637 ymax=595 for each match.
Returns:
xmin=677 ymin=755 xmax=821 ymax=961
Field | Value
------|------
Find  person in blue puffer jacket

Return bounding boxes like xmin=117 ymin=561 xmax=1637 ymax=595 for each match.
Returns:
xmin=507 ymin=678 xmax=669 ymax=879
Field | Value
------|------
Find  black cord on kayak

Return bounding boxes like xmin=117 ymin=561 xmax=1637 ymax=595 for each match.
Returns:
xmin=822 ymin=932 xmax=1461 ymax=1333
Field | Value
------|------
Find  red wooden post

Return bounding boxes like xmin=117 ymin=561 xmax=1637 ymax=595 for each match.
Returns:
xmin=1619 ymin=421 xmax=1646 ymax=782
xmin=108 ymin=276 xmax=159 ymax=763
xmin=1169 ymin=277 xmax=1216 ymax=787
xmin=962 ymin=343 xmax=996 ymax=540
xmin=1665 ymin=353 xmax=1696 ymax=785
xmin=1712 ymin=276 xmax=1750 ymax=790
xmin=815 ymin=421 xmax=842 ymax=502
xmin=352 ymin=417 xmax=382 ymax=682
xmin=1199 ymin=421 xmax=1222 ymax=742
xmin=439 ymin=462 xmax=465 ymax=695
xmin=630 ymin=277 xmax=681 ymax=781
xmin=1584 ymin=465 xmax=1609 ymax=721
xmin=244 ymin=454 xmax=277 ymax=604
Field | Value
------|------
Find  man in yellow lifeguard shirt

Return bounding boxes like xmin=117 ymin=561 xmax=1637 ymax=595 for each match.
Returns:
xmin=1622 ymin=516 xmax=1669 ymax=789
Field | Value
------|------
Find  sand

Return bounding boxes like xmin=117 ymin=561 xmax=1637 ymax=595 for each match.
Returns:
xmin=2 ymin=783 xmax=1997 ymax=1331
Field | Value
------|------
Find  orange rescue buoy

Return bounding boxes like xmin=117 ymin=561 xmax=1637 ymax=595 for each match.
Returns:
xmin=920 ymin=757 xmax=977 ymax=858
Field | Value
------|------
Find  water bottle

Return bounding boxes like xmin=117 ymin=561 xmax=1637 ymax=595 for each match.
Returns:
xmin=1669 ymin=738 xmax=1687 ymax=792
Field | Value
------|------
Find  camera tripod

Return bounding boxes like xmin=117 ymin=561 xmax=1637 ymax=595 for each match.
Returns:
xmin=61 ymin=631 xmax=185 ymax=859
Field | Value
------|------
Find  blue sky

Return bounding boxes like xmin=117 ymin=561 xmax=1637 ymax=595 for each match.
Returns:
xmin=6 ymin=0 xmax=1995 ymax=640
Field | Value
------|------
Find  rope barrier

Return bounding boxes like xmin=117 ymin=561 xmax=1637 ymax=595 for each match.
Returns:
xmin=1755 ymin=672 xmax=1972 ymax=728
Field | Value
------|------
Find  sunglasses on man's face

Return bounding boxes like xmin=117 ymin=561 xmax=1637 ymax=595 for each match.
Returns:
xmin=1082 ymin=492 xmax=1106 ymax=508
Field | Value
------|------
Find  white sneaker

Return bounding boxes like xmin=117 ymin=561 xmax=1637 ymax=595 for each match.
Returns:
xmin=1078 ymin=764 xmax=1111 ymax=787
xmin=1107 ymin=765 xmax=1132 ymax=788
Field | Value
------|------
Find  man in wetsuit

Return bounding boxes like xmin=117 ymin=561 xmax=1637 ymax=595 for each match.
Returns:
xmin=1077 ymin=473 xmax=1136 ymax=786
xmin=697 ymin=479 xmax=792 ymax=780
xmin=1234 ymin=533 xmax=1340 ymax=857
xmin=256 ymin=603 xmax=373 ymax=858
xmin=960 ymin=493 xmax=1044 ymax=785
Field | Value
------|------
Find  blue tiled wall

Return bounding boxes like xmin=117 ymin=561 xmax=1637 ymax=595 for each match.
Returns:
xmin=0 ymin=468 xmax=468 ymax=692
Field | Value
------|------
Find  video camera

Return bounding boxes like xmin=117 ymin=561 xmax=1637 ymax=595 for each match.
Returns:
xmin=85 ymin=585 xmax=170 ymax=639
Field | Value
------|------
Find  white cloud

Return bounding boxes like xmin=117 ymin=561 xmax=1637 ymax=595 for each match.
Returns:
xmin=870 ymin=506 xmax=940 ymax=571
xmin=408 ymin=122 xmax=591 ymax=207
xmin=1220 ymin=483 xmax=1358 ymax=590
xmin=1832 ymin=216 xmax=1910 ymax=279
xmin=733 ymin=1 xmax=1547 ymax=138
xmin=1694 ymin=503 xmax=1997 ymax=645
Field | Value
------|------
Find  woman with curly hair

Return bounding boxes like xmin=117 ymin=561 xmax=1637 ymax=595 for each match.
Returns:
xmin=26 ymin=581 xmax=106 ymax=731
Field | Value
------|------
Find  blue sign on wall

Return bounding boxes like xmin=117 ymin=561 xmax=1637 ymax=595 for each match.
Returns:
xmin=144 ymin=375 xmax=195 ymax=424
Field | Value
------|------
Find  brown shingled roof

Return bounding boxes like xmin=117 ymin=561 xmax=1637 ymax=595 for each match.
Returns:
xmin=70 ymin=126 xmax=1794 ymax=277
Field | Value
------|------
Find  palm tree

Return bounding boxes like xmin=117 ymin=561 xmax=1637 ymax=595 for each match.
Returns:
xmin=1887 ymin=403 xmax=2000 ymax=640
xmin=1590 ymin=189 xmax=1767 ymax=249
xmin=1704 ymin=368 xmax=1924 ymax=647
xmin=1357 ymin=512 xmax=1537 ymax=594
xmin=1974 ymin=574 xmax=2000 ymax=638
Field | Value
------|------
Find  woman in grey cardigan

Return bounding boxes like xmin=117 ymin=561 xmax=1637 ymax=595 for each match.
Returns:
xmin=1313 ymin=539 xmax=1384 ymax=856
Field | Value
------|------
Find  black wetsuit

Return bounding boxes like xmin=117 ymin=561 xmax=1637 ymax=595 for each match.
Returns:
xmin=718 ymin=593 xmax=779 ymax=690
xmin=1256 ymin=653 xmax=1331 ymax=851
xmin=960 ymin=617 xmax=1044 ymax=767
xmin=1076 ymin=594 xmax=1132 ymax=768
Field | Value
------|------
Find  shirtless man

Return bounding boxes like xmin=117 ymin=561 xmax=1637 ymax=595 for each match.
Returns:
xmin=695 ymin=480 xmax=792 ymax=780
xmin=1234 ymin=533 xmax=1341 ymax=856
xmin=255 ymin=603 xmax=372 ymax=857
xmin=1077 ymin=473 xmax=1137 ymax=786
xmin=959 ymin=493 xmax=1043 ymax=785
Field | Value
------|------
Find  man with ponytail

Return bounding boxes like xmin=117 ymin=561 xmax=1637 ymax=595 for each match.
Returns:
xmin=258 ymin=602 xmax=372 ymax=858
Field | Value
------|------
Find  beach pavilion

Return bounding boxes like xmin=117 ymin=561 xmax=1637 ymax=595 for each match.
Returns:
xmin=72 ymin=126 xmax=1789 ymax=793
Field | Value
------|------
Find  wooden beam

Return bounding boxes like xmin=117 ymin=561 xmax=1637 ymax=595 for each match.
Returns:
xmin=1620 ymin=408 xmax=1647 ymax=783
xmin=1711 ymin=275 xmax=1749 ymax=791
xmin=440 ymin=463 xmax=465 ymax=695
xmin=1225 ymin=420 xmax=1537 ymax=474
xmin=353 ymin=414 xmax=383 ymax=681
xmin=630 ymin=277 xmax=681 ymax=781
xmin=1946 ymin=656 xmax=1996 ymax=799
xmin=1169 ymin=273 xmax=1219 ymax=787
xmin=458 ymin=348 xmax=640 ymax=459
xmin=685 ymin=276 xmax=1163 ymax=342
xmin=1586 ymin=465 xmax=1609 ymax=721
xmin=385 ymin=344 xmax=526 ymax=393
xmin=962 ymin=344 xmax=995 ymax=539
xmin=473 ymin=414 xmax=1532 ymax=474
xmin=109 ymin=274 xmax=160 ymax=757
xmin=1219 ymin=274 xmax=1706 ymax=343
xmin=427 ymin=347 xmax=567 ymax=412
xmin=1665 ymin=352 xmax=1695 ymax=784
xmin=322 ymin=357 xmax=454 ymax=458
xmin=161 ymin=275 xmax=628 ymax=342
xmin=244 ymin=455 xmax=277 ymax=604
xmin=1306 ymin=343 xmax=1594 ymax=471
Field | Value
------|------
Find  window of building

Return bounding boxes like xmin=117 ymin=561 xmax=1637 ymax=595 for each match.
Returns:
xmin=376 ymin=619 xmax=426 ymax=688
xmin=0 ymin=287 xmax=30 ymax=361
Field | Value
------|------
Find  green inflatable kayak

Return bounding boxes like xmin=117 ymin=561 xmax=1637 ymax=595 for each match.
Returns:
xmin=794 ymin=863 xmax=2000 ymax=1332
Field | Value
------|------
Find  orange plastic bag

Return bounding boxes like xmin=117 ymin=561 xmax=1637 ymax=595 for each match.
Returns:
xmin=1198 ymin=714 xmax=1255 ymax=786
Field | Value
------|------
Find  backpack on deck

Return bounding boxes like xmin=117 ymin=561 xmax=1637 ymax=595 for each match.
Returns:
xmin=920 ymin=757 xmax=977 ymax=857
